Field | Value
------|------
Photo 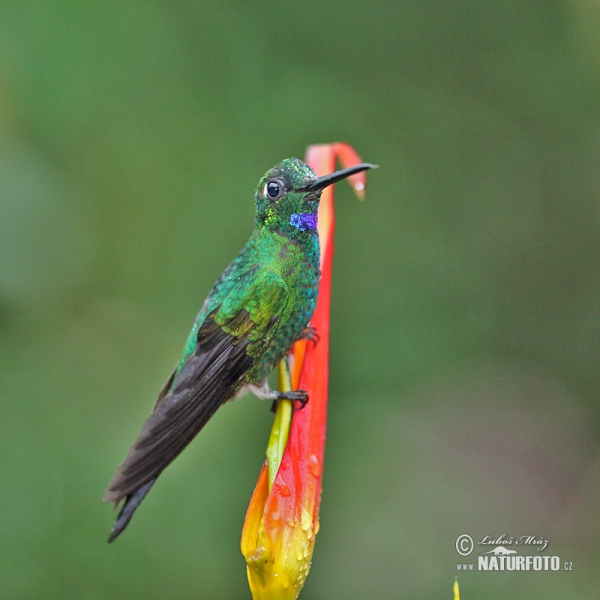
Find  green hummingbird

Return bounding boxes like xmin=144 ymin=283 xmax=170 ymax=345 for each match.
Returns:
xmin=104 ymin=157 xmax=374 ymax=542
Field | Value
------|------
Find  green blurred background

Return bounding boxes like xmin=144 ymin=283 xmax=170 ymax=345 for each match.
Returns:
xmin=1 ymin=1 xmax=600 ymax=598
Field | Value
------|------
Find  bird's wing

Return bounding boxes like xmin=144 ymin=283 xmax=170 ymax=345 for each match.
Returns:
xmin=104 ymin=270 xmax=289 ymax=503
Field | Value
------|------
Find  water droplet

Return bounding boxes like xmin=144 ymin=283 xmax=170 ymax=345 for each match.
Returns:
xmin=276 ymin=482 xmax=291 ymax=497
xmin=307 ymin=454 xmax=321 ymax=478
xmin=314 ymin=519 xmax=321 ymax=535
xmin=355 ymin=181 xmax=364 ymax=191
xmin=300 ymin=506 xmax=312 ymax=531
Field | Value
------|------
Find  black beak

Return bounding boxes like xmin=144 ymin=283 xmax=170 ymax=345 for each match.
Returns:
xmin=299 ymin=163 xmax=376 ymax=192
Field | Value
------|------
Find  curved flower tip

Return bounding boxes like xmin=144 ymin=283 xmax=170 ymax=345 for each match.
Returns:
xmin=241 ymin=142 xmax=372 ymax=600
xmin=308 ymin=142 xmax=371 ymax=200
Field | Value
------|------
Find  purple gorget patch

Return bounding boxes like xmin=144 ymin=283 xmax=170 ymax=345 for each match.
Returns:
xmin=290 ymin=212 xmax=317 ymax=231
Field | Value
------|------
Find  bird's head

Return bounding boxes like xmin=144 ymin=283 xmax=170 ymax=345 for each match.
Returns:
xmin=254 ymin=157 xmax=374 ymax=235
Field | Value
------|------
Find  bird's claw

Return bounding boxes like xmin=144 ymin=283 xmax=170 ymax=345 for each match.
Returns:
xmin=299 ymin=325 xmax=319 ymax=347
xmin=275 ymin=389 xmax=309 ymax=409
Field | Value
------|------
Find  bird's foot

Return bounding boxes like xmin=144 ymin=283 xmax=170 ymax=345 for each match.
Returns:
xmin=248 ymin=381 xmax=309 ymax=411
xmin=270 ymin=389 xmax=309 ymax=412
xmin=299 ymin=325 xmax=319 ymax=347
xmin=276 ymin=389 xmax=309 ymax=409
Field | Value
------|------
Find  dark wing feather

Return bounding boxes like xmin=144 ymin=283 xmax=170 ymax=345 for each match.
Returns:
xmin=107 ymin=479 xmax=156 ymax=542
xmin=104 ymin=270 xmax=289 ymax=508
xmin=104 ymin=309 xmax=267 ymax=504
xmin=104 ymin=310 xmax=262 ymax=542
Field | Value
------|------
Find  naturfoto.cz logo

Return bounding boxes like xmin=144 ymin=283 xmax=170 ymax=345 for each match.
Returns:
xmin=455 ymin=534 xmax=574 ymax=572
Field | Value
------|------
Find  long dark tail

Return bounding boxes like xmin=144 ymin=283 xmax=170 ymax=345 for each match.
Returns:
xmin=108 ymin=478 xmax=157 ymax=543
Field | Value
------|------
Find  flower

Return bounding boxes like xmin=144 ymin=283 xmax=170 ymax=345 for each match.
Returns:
xmin=241 ymin=143 xmax=371 ymax=599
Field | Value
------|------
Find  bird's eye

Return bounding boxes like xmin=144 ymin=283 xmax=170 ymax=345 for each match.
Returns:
xmin=265 ymin=179 xmax=284 ymax=199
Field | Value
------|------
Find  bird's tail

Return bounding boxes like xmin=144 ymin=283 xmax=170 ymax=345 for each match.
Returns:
xmin=108 ymin=478 xmax=157 ymax=543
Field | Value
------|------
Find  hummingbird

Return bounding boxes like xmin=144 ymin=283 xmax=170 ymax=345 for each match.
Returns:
xmin=104 ymin=157 xmax=375 ymax=542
